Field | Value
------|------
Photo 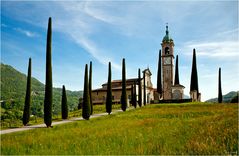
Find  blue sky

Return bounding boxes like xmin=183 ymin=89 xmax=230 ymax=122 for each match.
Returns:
xmin=1 ymin=1 xmax=238 ymax=101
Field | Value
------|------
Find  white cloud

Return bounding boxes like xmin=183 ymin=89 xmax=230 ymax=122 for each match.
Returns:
xmin=84 ymin=2 xmax=119 ymax=25
xmin=82 ymin=1 xmax=162 ymax=37
xmin=183 ymin=41 xmax=239 ymax=58
xmin=14 ymin=27 xmax=38 ymax=38
xmin=75 ymin=37 xmax=121 ymax=70
xmin=50 ymin=2 xmax=122 ymax=71
xmin=216 ymin=28 xmax=239 ymax=37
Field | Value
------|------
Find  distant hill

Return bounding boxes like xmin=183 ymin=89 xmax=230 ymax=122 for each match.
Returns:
xmin=205 ymin=91 xmax=239 ymax=103
xmin=183 ymin=94 xmax=190 ymax=99
xmin=1 ymin=63 xmax=82 ymax=113
xmin=1 ymin=63 xmax=44 ymax=101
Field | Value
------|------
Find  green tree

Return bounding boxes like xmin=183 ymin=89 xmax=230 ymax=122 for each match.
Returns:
xmin=138 ymin=68 xmax=142 ymax=107
xmin=61 ymin=85 xmax=68 ymax=119
xmin=121 ymin=58 xmax=127 ymax=111
xmin=174 ymin=55 xmax=180 ymax=85
xmin=218 ymin=68 xmax=222 ymax=103
xmin=190 ymin=49 xmax=199 ymax=93
xmin=89 ymin=61 xmax=93 ymax=115
xmin=106 ymin=62 xmax=112 ymax=114
xmin=82 ymin=64 xmax=91 ymax=120
xmin=44 ymin=17 xmax=53 ymax=127
xmin=143 ymin=71 xmax=146 ymax=106
xmin=23 ymin=58 xmax=31 ymax=126
xmin=157 ymin=50 xmax=162 ymax=96
xmin=132 ymin=81 xmax=137 ymax=108
xmin=131 ymin=84 xmax=134 ymax=105
xmin=230 ymin=94 xmax=238 ymax=103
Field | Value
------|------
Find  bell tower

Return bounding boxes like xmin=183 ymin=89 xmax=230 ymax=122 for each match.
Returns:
xmin=161 ymin=24 xmax=174 ymax=100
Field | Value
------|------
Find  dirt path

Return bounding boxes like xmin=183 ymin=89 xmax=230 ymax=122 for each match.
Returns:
xmin=1 ymin=109 xmax=123 ymax=135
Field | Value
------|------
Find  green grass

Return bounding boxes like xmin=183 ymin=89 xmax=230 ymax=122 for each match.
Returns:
xmin=1 ymin=104 xmax=121 ymax=129
xmin=1 ymin=103 xmax=238 ymax=155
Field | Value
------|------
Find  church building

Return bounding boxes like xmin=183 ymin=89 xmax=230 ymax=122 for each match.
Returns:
xmin=160 ymin=25 xmax=185 ymax=100
xmin=89 ymin=25 xmax=200 ymax=105
xmin=91 ymin=68 xmax=154 ymax=105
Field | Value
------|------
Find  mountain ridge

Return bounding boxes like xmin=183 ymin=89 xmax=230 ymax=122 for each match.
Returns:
xmin=205 ymin=91 xmax=238 ymax=103
xmin=1 ymin=63 xmax=82 ymax=112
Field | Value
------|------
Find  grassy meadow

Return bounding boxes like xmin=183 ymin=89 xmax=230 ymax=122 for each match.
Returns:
xmin=1 ymin=103 xmax=238 ymax=155
xmin=1 ymin=104 xmax=121 ymax=129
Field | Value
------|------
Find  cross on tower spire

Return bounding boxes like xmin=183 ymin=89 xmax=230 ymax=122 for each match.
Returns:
xmin=166 ymin=23 xmax=169 ymax=34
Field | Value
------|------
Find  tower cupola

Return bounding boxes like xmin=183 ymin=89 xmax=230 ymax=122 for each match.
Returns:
xmin=162 ymin=24 xmax=173 ymax=43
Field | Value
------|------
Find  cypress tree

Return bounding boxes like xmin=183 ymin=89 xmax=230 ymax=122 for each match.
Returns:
xmin=121 ymin=58 xmax=127 ymax=111
xmin=138 ymin=69 xmax=142 ymax=107
xmin=190 ymin=49 xmax=199 ymax=93
xmin=157 ymin=50 xmax=162 ymax=96
xmin=131 ymin=84 xmax=134 ymax=106
xmin=143 ymin=71 xmax=146 ymax=105
xmin=61 ymin=85 xmax=68 ymax=119
xmin=133 ymin=81 xmax=137 ymax=108
xmin=89 ymin=61 xmax=93 ymax=115
xmin=106 ymin=62 xmax=112 ymax=114
xmin=82 ymin=64 xmax=91 ymax=120
xmin=44 ymin=17 xmax=53 ymax=127
xmin=23 ymin=58 xmax=31 ymax=126
xmin=174 ymin=55 xmax=180 ymax=85
xmin=218 ymin=68 xmax=222 ymax=103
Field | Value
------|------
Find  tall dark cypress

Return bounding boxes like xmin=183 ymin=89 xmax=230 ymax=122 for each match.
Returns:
xmin=143 ymin=71 xmax=146 ymax=105
xmin=44 ymin=17 xmax=53 ymax=127
xmin=133 ymin=81 xmax=137 ymax=108
xmin=157 ymin=50 xmax=162 ymax=96
xmin=138 ymin=68 xmax=142 ymax=107
xmin=61 ymin=85 xmax=68 ymax=119
xmin=82 ymin=64 xmax=91 ymax=120
xmin=23 ymin=58 xmax=31 ymax=126
xmin=131 ymin=84 xmax=134 ymax=105
xmin=218 ymin=68 xmax=222 ymax=103
xmin=106 ymin=62 xmax=112 ymax=114
xmin=89 ymin=61 xmax=93 ymax=115
xmin=121 ymin=58 xmax=127 ymax=111
xmin=174 ymin=55 xmax=180 ymax=85
xmin=190 ymin=49 xmax=199 ymax=93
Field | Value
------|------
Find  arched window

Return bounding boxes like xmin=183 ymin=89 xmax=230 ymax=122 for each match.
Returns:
xmin=165 ymin=47 xmax=170 ymax=55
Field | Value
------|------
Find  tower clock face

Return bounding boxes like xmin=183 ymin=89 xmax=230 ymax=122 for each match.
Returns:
xmin=164 ymin=57 xmax=171 ymax=64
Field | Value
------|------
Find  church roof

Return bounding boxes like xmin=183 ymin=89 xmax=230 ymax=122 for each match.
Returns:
xmin=172 ymin=84 xmax=185 ymax=89
xmin=92 ymin=85 xmax=132 ymax=92
xmin=162 ymin=25 xmax=173 ymax=43
xmin=102 ymin=78 xmax=140 ymax=86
